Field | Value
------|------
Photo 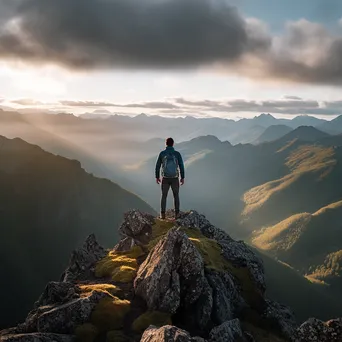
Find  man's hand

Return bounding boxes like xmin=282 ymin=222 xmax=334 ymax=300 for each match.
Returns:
xmin=156 ymin=178 xmax=161 ymax=184
xmin=180 ymin=178 xmax=185 ymax=186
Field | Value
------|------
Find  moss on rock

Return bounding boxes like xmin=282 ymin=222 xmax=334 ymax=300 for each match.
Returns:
xmin=111 ymin=265 xmax=137 ymax=282
xmin=75 ymin=323 xmax=99 ymax=342
xmin=182 ymin=227 xmax=262 ymax=308
xmin=79 ymin=284 xmax=119 ymax=297
xmin=106 ymin=330 xmax=129 ymax=342
xmin=132 ymin=311 xmax=172 ymax=333
xmin=147 ymin=220 xmax=175 ymax=250
xmin=91 ymin=296 xmax=131 ymax=332
xmin=95 ymin=245 xmax=145 ymax=283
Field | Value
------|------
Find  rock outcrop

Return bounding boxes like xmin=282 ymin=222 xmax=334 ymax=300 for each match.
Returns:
xmin=2 ymin=209 xmax=342 ymax=342
xmin=296 ymin=318 xmax=342 ymax=342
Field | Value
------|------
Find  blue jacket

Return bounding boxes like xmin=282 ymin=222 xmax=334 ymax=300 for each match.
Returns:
xmin=155 ymin=146 xmax=185 ymax=179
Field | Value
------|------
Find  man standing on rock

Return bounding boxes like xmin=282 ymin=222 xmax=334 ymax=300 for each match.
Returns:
xmin=155 ymin=137 xmax=185 ymax=220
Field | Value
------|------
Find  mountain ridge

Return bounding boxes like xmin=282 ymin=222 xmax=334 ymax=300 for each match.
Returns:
xmin=2 ymin=209 xmax=341 ymax=342
xmin=0 ymin=136 xmax=155 ymax=329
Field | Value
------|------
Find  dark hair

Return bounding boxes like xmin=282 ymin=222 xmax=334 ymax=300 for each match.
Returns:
xmin=166 ymin=137 xmax=174 ymax=147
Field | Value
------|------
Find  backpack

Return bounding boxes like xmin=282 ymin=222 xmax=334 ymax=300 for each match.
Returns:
xmin=162 ymin=152 xmax=179 ymax=178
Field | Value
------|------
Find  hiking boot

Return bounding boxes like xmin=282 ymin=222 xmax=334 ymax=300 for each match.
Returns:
xmin=160 ymin=212 xmax=166 ymax=220
xmin=175 ymin=211 xmax=180 ymax=220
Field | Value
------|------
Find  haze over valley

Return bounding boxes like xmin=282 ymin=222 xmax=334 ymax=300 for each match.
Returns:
xmin=2 ymin=0 xmax=342 ymax=341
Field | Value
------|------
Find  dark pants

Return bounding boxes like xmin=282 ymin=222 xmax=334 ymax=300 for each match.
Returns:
xmin=161 ymin=177 xmax=180 ymax=213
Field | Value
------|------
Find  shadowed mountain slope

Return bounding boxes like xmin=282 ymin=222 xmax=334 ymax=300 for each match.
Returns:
xmin=254 ymin=125 xmax=293 ymax=145
xmin=0 ymin=136 xmax=154 ymax=329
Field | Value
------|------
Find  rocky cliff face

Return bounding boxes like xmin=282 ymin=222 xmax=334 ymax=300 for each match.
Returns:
xmin=1 ymin=210 xmax=342 ymax=342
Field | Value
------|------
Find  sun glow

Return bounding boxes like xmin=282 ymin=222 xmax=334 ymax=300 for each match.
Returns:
xmin=0 ymin=62 xmax=68 ymax=100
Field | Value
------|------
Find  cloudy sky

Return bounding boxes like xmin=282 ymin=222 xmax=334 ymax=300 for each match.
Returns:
xmin=1 ymin=0 xmax=342 ymax=118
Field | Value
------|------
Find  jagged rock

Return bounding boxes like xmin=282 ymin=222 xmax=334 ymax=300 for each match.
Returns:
xmin=33 ymin=282 xmax=78 ymax=309
xmin=220 ymin=240 xmax=266 ymax=295
xmin=134 ymin=228 xmax=206 ymax=314
xmin=264 ymin=299 xmax=297 ymax=340
xmin=140 ymin=325 xmax=192 ymax=342
xmin=206 ymin=270 xmax=244 ymax=324
xmin=113 ymin=236 xmax=137 ymax=252
xmin=296 ymin=318 xmax=342 ymax=342
xmin=25 ymin=291 xmax=106 ymax=334
xmin=2 ymin=209 xmax=327 ymax=342
xmin=1 ymin=333 xmax=74 ymax=342
xmin=61 ymin=234 xmax=105 ymax=283
xmin=175 ymin=210 xmax=232 ymax=243
xmin=175 ymin=277 xmax=213 ymax=335
xmin=118 ymin=210 xmax=155 ymax=245
xmin=209 ymin=319 xmax=244 ymax=342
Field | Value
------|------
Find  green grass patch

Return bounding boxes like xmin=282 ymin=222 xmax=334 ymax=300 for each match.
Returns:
xmin=95 ymin=245 xmax=145 ymax=283
xmin=79 ymin=284 xmax=119 ymax=297
xmin=111 ymin=265 xmax=137 ymax=282
xmin=182 ymin=227 xmax=263 ymax=307
xmin=132 ymin=311 xmax=172 ymax=333
xmin=75 ymin=323 xmax=99 ymax=342
xmin=91 ymin=297 xmax=131 ymax=332
xmin=147 ymin=220 xmax=175 ymax=250
xmin=182 ymin=227 xmax=228 ymax=272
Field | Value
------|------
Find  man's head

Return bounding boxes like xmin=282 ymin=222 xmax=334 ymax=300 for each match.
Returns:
xmin=166 ymin=137 xmax=174 ymax=147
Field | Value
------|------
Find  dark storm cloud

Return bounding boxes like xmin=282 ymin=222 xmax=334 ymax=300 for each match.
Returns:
xmin=1 ymin=1 xmax=342 ymax=85
xmin=60 ymin=100 xmax=179 ymax=109
xmin=245 ymin=20 xmax=342 ymax=85
xmin=0 ymin=0 xmax=269 ymax=69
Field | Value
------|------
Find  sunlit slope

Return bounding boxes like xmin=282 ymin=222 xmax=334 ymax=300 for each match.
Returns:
xmin=242 ymin=145 xmax=340 ymax=230
xmin=256 ymin=249 xmax=342 ymax=322
xmin=252 ymin=200 xmax=342 ymax=287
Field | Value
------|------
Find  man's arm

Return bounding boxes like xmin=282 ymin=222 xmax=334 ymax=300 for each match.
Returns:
xmin=155 ymin=152 xmax=163 ymax=182
xmin=177 ymin=152 xmax=185 ymax=180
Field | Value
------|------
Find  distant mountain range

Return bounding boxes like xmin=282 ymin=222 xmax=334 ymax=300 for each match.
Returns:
xmin=2 ymin=109 xmax=342 ymax=323
xmin=253 ymin=125 xmax=293 ymax=144
xmin=0 ymin=136 xmax=154 ymax=329
xmin=2 ymin=108 xmax=342 ymax=147
xmin=3 ymin=108 xmax=342 ymax=329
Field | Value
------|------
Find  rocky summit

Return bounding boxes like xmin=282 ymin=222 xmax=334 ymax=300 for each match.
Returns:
xmin=1 ymin=210 xmax=342 ymax=342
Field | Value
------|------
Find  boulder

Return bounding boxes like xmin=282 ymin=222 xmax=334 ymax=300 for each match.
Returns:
xmin=118 ymin=210 xmax=155 ymax=245
xmin=33 ymin=282 xmax=78 ymax=309
xmin=24 ymin=290 xmax=106 ymax=334
xmin=175 ymin=210 xmax=232 ymax=243
xmin=209 ymin=319 xmax=244 ymax=342
xmin=220 ymin=240 xmax=266 ymax=296
xmin=296 ymin=318 xmax=342 ymax=342
xmin=134 ymin=228 xmax=206 ymax=314
xmin=140 ymin=325 xmax=192 ymax=342
xmin=38 ymin=290 xmax=107 ymax=333
xmin=263 ymin=299 xmax=297 ymax=340
xmin=61 ymin=234 xmax=105 ymax=283
xmin=113 ymin=236 xmax=137 ymax=252
xmin=206 ymin=270 xmax=244 ymax=325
